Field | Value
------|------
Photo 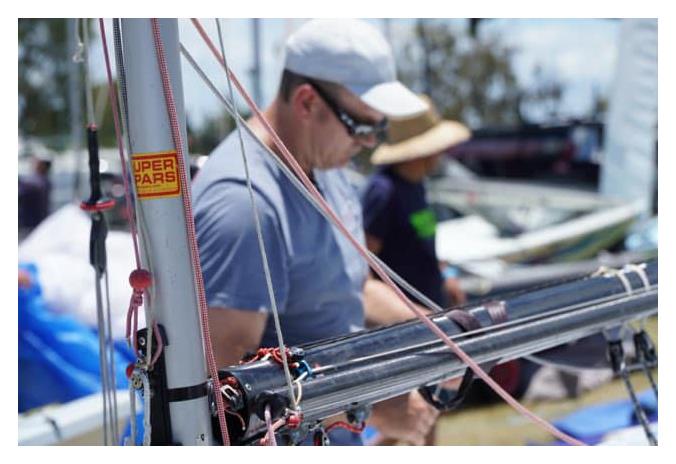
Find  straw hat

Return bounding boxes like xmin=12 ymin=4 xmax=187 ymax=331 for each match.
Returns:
xmin=370 ymin=96 xmax=471 ymax=165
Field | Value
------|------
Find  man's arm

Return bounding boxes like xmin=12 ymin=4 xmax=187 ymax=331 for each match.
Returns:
xmin=363 ymin=277 xmax=431 ymax=327
xmin=364 ymin=232 xmax=431 ymax=326
xmin=208 ymin=307 xmax=268 ymax=367
xmin=369 ymin=390 xmax=439 ymax=445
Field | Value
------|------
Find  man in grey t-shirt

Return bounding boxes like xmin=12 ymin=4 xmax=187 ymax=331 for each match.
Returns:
xmin=193 ymin=19 xmax=438 ymax=445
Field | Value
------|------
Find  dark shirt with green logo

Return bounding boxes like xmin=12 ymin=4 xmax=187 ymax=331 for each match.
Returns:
xmin=361 ymin=167 xmax=444 ymax=306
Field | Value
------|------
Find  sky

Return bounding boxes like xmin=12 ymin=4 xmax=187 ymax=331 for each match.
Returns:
xmin=89 ymin=18 xmax=621 ymax=129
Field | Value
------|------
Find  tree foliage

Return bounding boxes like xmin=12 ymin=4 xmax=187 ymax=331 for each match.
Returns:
xmin=18 ymin=19 xmax=72 ymax=146
xmin=187 ymin=112 xmax=236 ymax=156
xmin=397 ymin=20 xmax=565 ymax=128
xmin=19 ymin=19 xmax=571 ymax=153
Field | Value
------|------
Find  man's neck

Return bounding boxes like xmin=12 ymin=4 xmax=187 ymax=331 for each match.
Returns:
xmin=253 ymin=99 xmax=313 ymax=176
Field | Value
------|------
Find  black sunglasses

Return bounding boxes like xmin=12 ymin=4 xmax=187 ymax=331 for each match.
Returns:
xmin=306 ymin=79 xmax=388 ymax=143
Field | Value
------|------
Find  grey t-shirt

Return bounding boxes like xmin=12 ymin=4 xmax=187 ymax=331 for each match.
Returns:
xmin=192 ymin=129 xmax=367 ymax=348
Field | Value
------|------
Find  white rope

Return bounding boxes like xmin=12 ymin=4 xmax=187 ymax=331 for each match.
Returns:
xmin=593 ymin=265 xmax=634 ymax=295
xmin=141 ymin=370 xmax=152 ymax=446
xmin=127 ymin=377 xmax=137 ymax=446
xmin=76 ymin=18 xmax=121 ymax=444
xmin=293 ymin=372 xmax=308 ymax=407
xmin=594 ymin=263 xmax=657 ymax=336
xmin=72 ymin=19 xmax=86 ymax=64
xmin=103 ymin=271 xmax=120 ymax=444
xmin=622 ymin=263 xmax=652 ymax=331
xmin=81 ymin=19 xmax=96 ymax=126
xmin=93 ymin=272 xmax=111 ymax=444
xmin=263 ymin=405 xmax=277 ymax=446
xmin=214 ymin=19 xmax=297 ymax=407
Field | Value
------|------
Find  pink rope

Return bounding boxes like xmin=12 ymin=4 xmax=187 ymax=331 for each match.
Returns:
xmin=99 ymin=20 xmax=163 ymax=369
xmin=150 ymin=18 xmax=230 ymax=446
xmin=125 ymin=293 xmax=163 ymax=366
xmin=260 ymin=406 xmax=288 ymax=446
xmin=263 ymin=406 xmax=278 ymax=446
xmin=190 ymin=18 xmax=585 ymax=447
xmin=125 ymin=289 xmax=142 ymax=350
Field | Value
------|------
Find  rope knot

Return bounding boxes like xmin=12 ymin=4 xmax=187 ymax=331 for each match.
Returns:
xmin=129 ymin=269 xmax=152 ymax=291
xmin=131 ymin=289 xmax=144 ymax=307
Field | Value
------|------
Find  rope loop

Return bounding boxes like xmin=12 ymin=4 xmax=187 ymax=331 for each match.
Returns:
xmin=124 ymin=269 xmax=164 ymax=368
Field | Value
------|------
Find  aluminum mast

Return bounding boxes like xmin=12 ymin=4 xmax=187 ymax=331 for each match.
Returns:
xmin=120 ymin=18 xmax=213 ymax=445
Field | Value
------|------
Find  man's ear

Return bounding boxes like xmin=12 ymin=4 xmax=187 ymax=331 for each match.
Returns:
xmin=291 ymin=83 xmax=318 ymax=120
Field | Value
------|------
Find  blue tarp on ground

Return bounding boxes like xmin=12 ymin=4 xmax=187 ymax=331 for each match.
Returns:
xmin=18 ymin=263 xmax=135 ymax=412
xmin=549 ymin=389 xmax=657 ymax=445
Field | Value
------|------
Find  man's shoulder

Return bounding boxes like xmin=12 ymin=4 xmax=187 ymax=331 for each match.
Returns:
xmin=193 ymin=130 xmax=283 ymax=206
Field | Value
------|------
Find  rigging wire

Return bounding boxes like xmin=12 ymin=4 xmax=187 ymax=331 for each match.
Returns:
xmin=111 ymin=19 xmax=147 ymax=368
xmin=81 ymin=20 xmax=96 ymax=128
xmin=607 ymin=338 xmax=658 ymax=445
xmin=186 ymin=20 xmax=586 ymax=445
xmin=215 ymin=18 xmax=297 ymax=410
xmin=76 ymin=18 xmax=119 ymax=444
xmin=103 ymin=270 xmax=120 ymax=443
xmin=127 ymin=374 xmax=137 ymax=446
xmin=632 ymin=328 xmax=658 ymax=398
xmin=599 ymin=265 xmax=657 ymax=445
xmin=216 ymin=19 xmax=298 ymax=406
xmin=97 ymin=21 xmax=142 ymax=268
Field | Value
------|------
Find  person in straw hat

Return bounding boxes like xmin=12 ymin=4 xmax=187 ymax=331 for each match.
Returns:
xmin=362 ymin=96 xmax=470 ymax=326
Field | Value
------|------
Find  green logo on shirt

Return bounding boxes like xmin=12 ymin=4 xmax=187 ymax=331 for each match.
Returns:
xmin=409 ymin=209 xmax=437 ymax=239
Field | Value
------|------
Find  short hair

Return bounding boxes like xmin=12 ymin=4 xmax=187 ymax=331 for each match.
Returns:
xmin=278 ymin=69 xmax=343 ymax=103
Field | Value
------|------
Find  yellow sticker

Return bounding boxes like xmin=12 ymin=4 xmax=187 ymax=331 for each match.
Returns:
xmin=131 ymin=151 xmax=181 ymax=200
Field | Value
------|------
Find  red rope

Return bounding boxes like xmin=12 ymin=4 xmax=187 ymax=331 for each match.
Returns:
xmin=149 ymin=18 xmax=230 ymax=446
xmin=241 ymin=347 xmax=299 ymax=369
xmin=190 ymin=18 xmax=585 ymax=447
xmin=325 ymin=421 xmax=366 ymax=434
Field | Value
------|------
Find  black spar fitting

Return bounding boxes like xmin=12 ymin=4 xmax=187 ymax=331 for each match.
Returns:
xmin=216 ymin=260 xmax=658 ymax=445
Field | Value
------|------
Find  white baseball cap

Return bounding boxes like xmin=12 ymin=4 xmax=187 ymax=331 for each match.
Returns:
xmin=284 ymin=19 xmax=428 ymax=118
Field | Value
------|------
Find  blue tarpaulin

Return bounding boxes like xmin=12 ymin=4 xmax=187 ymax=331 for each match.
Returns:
xmin=549 ymin=389 xmax=657 ymax=445
xmin=18 ymin=263 xmax=134 ymax=412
